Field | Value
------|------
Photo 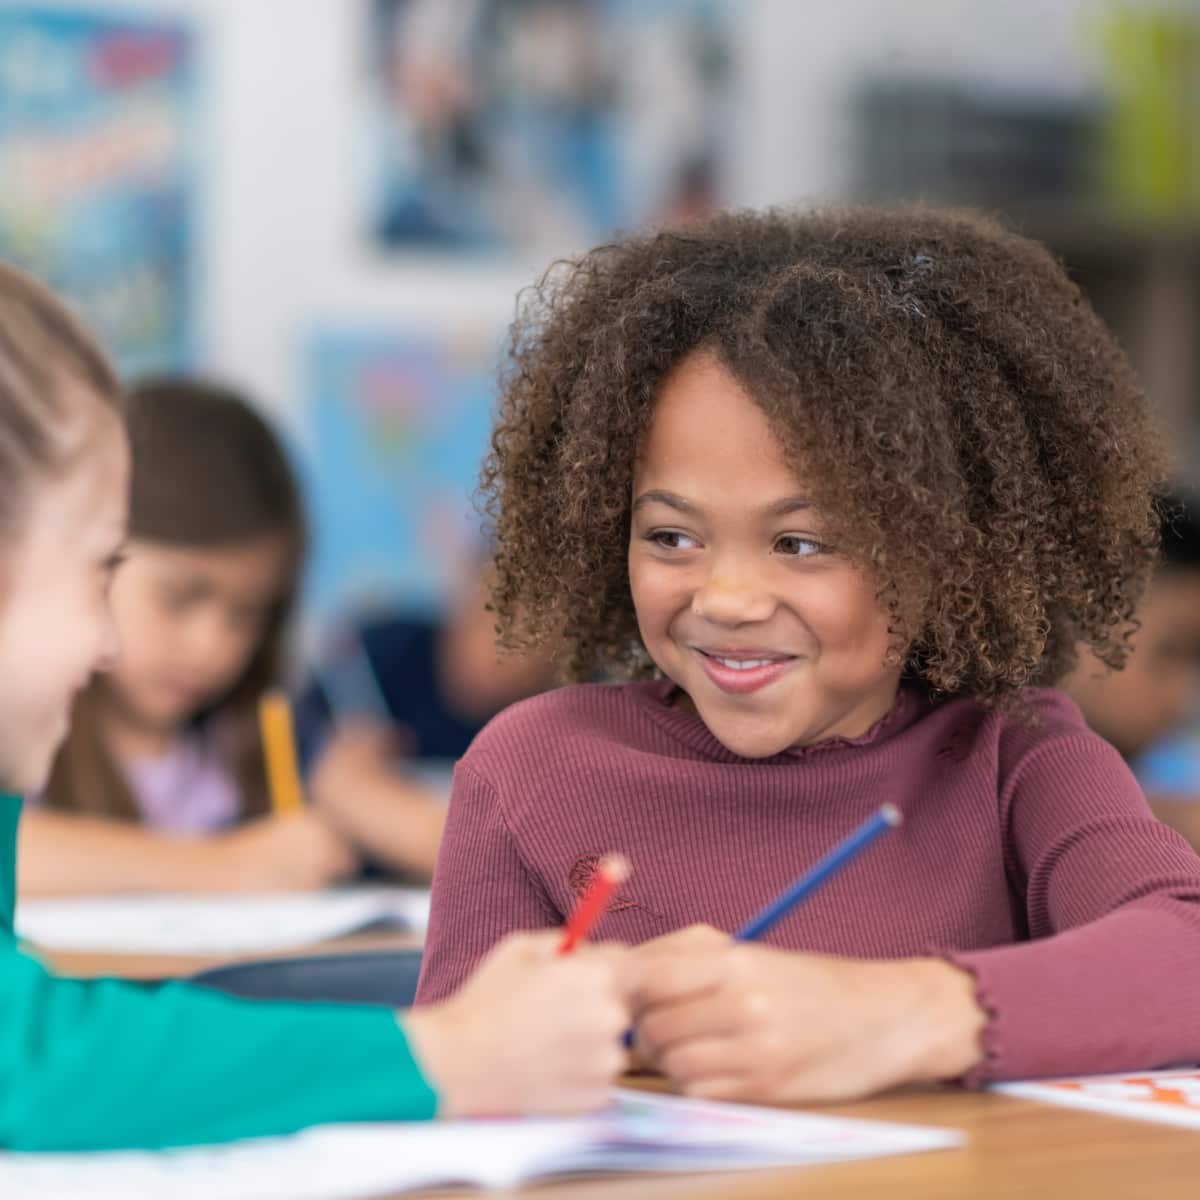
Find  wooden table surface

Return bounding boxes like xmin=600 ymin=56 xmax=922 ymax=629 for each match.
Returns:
xmin=42 ymin=942 xmax=1198 ymax=1197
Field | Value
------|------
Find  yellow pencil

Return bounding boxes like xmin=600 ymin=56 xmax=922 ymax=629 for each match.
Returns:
xmin=259 ymin=690 xmax=305 ymax=816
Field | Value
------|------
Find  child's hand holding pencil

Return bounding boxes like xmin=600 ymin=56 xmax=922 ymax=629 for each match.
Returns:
xmin=248 ymin=689 xmax=357 ymax=890
xmin=406 ymin=853 xmax=635 ymax=1117
xmin=404 ymin=931 xmax=633 ymax=1118
xmin=211 ymin=812 xmax=357 ymax=892
xmin=623 ymin=804 xmax=984 ymax=1103
xmin=626 ymin=931 xmax=986 ymax=1105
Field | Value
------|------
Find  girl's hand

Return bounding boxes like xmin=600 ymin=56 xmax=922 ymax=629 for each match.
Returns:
xmin=404 ymin=931 xmax=630 ymax=1117
xmin=310 ymin=721 xmax=407 ymax=818
xmin=216 ymin=812 xmax=359 ymax=891
xmin=629 ymin=924 xmax=985 ymax=1104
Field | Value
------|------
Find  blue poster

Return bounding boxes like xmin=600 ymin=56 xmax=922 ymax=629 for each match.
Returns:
xmin=364 ymin=0 xmax=733 ymax=251
xmin=0 ymin=8 xmax=198 ymax=377
xmin=302 ymin=328 xmax=499 ymax=622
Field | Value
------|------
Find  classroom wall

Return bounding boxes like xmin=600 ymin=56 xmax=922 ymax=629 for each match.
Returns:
xmin=25 ymin=0 xmax=1124 ymax=442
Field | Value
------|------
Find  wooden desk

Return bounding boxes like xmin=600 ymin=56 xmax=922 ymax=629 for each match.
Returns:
xmin=38 ymin=946 xmax=1198 ymax=1196
xmin=428 ymin=1084 xmax=1199 ymax=1200
xmin=34 ymin=930 xmax=423 ymax=982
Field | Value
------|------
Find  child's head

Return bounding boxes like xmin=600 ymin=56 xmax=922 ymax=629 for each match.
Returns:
xmin=1064 ymin=492 xmax=1200 ymax=759
xmin=482 ymin=207 xmax=1163 ymax=757
xmin=108 ymin=379 xmax=304 ymax=732
xmin=0 ymin=263 xmax=128 ymax=794
xmin=46 ymin=379 xmax=305 ymax=816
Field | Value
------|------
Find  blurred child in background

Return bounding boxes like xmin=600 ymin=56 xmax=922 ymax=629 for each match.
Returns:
xmin=303 ymin=556 xmax=558 ymax=879
xmin=1063 ymin=490 xmax=1200 ymax=851
xmin=19 ymin=379 xmax=358 ymax=895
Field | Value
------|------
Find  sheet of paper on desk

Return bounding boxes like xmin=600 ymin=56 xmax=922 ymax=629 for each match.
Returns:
xmin=997 ymin=1068 xmax=1200 ymax=1129
xmin=0 ymin=1089 xmax=963 ymax=1199
xmin=15 ymin=886 xmax=431 ymax=955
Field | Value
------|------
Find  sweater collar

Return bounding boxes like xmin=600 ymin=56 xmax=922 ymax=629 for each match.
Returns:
xmin=627 ymin=678 xmax=925 ymax=764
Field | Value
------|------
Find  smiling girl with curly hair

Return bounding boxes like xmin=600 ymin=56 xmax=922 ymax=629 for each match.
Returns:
xmin=417 ymin=207 xmax=1200 ymax=1102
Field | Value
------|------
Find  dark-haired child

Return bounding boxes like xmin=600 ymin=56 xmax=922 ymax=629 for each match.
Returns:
xmin=20 ymin=379 xmax=357 ymax=895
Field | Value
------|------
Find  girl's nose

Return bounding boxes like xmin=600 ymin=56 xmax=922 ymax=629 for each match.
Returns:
xmin=690 ymin=564 xmax=775 ymax=626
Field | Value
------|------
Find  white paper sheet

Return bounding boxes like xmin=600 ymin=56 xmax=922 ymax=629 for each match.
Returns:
xmin=0 ymin=1089 xmax=963 ymax=1199
xmin=997 ymin=1068 xmax=1200 ymax=1130
xmin=15 ymin=886 xmax=430 ymax=955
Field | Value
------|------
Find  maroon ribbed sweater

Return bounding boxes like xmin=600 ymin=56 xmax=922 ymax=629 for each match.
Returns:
xmin=416 ymin=680 xmax=1200 ymax=1083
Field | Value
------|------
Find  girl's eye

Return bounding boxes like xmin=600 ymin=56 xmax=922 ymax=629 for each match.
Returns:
xmin=100 ymin=553 xmax=126 ymax=591
xmin=227 ymin=604 xmax=271 ymax=633
xmin=98 ymin=552 xmax=126 ymax=582
xmin=774 ymin=534 xmax=824 ymax=558
xmin=647 ymin=529 xmax=700 ymax=551
xmin=159 ymin=587 xmax=199 ymax=614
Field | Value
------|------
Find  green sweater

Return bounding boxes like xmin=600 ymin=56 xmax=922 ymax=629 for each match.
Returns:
xmin=0 ymin=795 xmax=438 ymax=1150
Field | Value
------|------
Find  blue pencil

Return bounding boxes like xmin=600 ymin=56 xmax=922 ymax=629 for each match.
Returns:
xmin=734 ymin=803 xmax=902 ymax=941
xmin=624 ymin=804 xmax=902 ymax=1049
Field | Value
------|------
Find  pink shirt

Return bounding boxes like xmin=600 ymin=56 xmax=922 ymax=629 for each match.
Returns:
xmin=30 ymin=732 xmax=240 ymax=835
xmin=416 ymin=680 xmax=1200 ymax=1083
xmin=119 ymin=732 xmax=241 ymax=834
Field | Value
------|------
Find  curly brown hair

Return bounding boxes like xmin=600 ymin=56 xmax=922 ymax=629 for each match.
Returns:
xmin=482 ymin=206 xmax=1165 ymax=701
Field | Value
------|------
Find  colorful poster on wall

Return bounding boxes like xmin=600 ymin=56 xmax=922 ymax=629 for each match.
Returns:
xmin=362 ymin=0 xmax=734 ymax=252
xmin=0 ymin=8 xmax=198 ymax=377
xmin=302 ymin=327 xmax=499 ymax=622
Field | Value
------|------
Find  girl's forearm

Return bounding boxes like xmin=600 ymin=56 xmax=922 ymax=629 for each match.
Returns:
xmin=17 ymin=809 xmax=234 ymax=896
xmin=320 ymin=774 xmax=447 ymax=880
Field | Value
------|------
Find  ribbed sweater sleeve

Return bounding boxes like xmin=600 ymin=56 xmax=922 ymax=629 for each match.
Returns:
xmin=416 ymin=763 xmax=559 ymax=1004
xmin=947 ymin=732 xmax=1200 ymax=1083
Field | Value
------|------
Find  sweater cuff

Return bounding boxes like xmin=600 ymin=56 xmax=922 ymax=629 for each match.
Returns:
xmin=935 ymin=949 xmax=1003 ymax=1088
xmin=937 ymin=906 xmax=1200 ymax=1087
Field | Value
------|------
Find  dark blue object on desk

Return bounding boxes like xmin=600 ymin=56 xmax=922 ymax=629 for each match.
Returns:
xmin=192 ymin=948 xmax=423 ymax=1009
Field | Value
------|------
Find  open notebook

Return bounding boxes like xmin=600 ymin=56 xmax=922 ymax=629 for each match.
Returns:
xmin=15 ymin=886 xmax=431 ymax=956
xmin=0 ymin=1089 xmax=962 ymax=1198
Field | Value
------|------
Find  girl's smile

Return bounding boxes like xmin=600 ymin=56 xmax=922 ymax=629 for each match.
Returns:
xmin=691 ymin=646 xmax=799 ymax=695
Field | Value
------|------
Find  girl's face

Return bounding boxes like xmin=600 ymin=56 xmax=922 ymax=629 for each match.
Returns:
xmin=628 ymin=352 xmax=902 ymax=759
xmin=0 ymin=397 xmax=128 ymax=793
xmin=104 ymin=535 xmax=292 ymax=734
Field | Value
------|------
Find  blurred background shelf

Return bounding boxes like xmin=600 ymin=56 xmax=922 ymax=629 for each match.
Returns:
xmin=1019 ymin=212 xmax=1200 ymax=472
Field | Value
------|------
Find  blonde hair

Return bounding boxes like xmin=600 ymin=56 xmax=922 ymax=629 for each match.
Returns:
xmin=0 ymin=262 xmax=122 ymax=535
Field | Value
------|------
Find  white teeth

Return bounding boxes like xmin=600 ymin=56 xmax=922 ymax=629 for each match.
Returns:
xmin=713 ymin=657 xmax=775 ymax=671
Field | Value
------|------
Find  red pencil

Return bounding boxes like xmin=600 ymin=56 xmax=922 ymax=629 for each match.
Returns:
xmin=558 ymin=855 xmax=630 ymax=954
